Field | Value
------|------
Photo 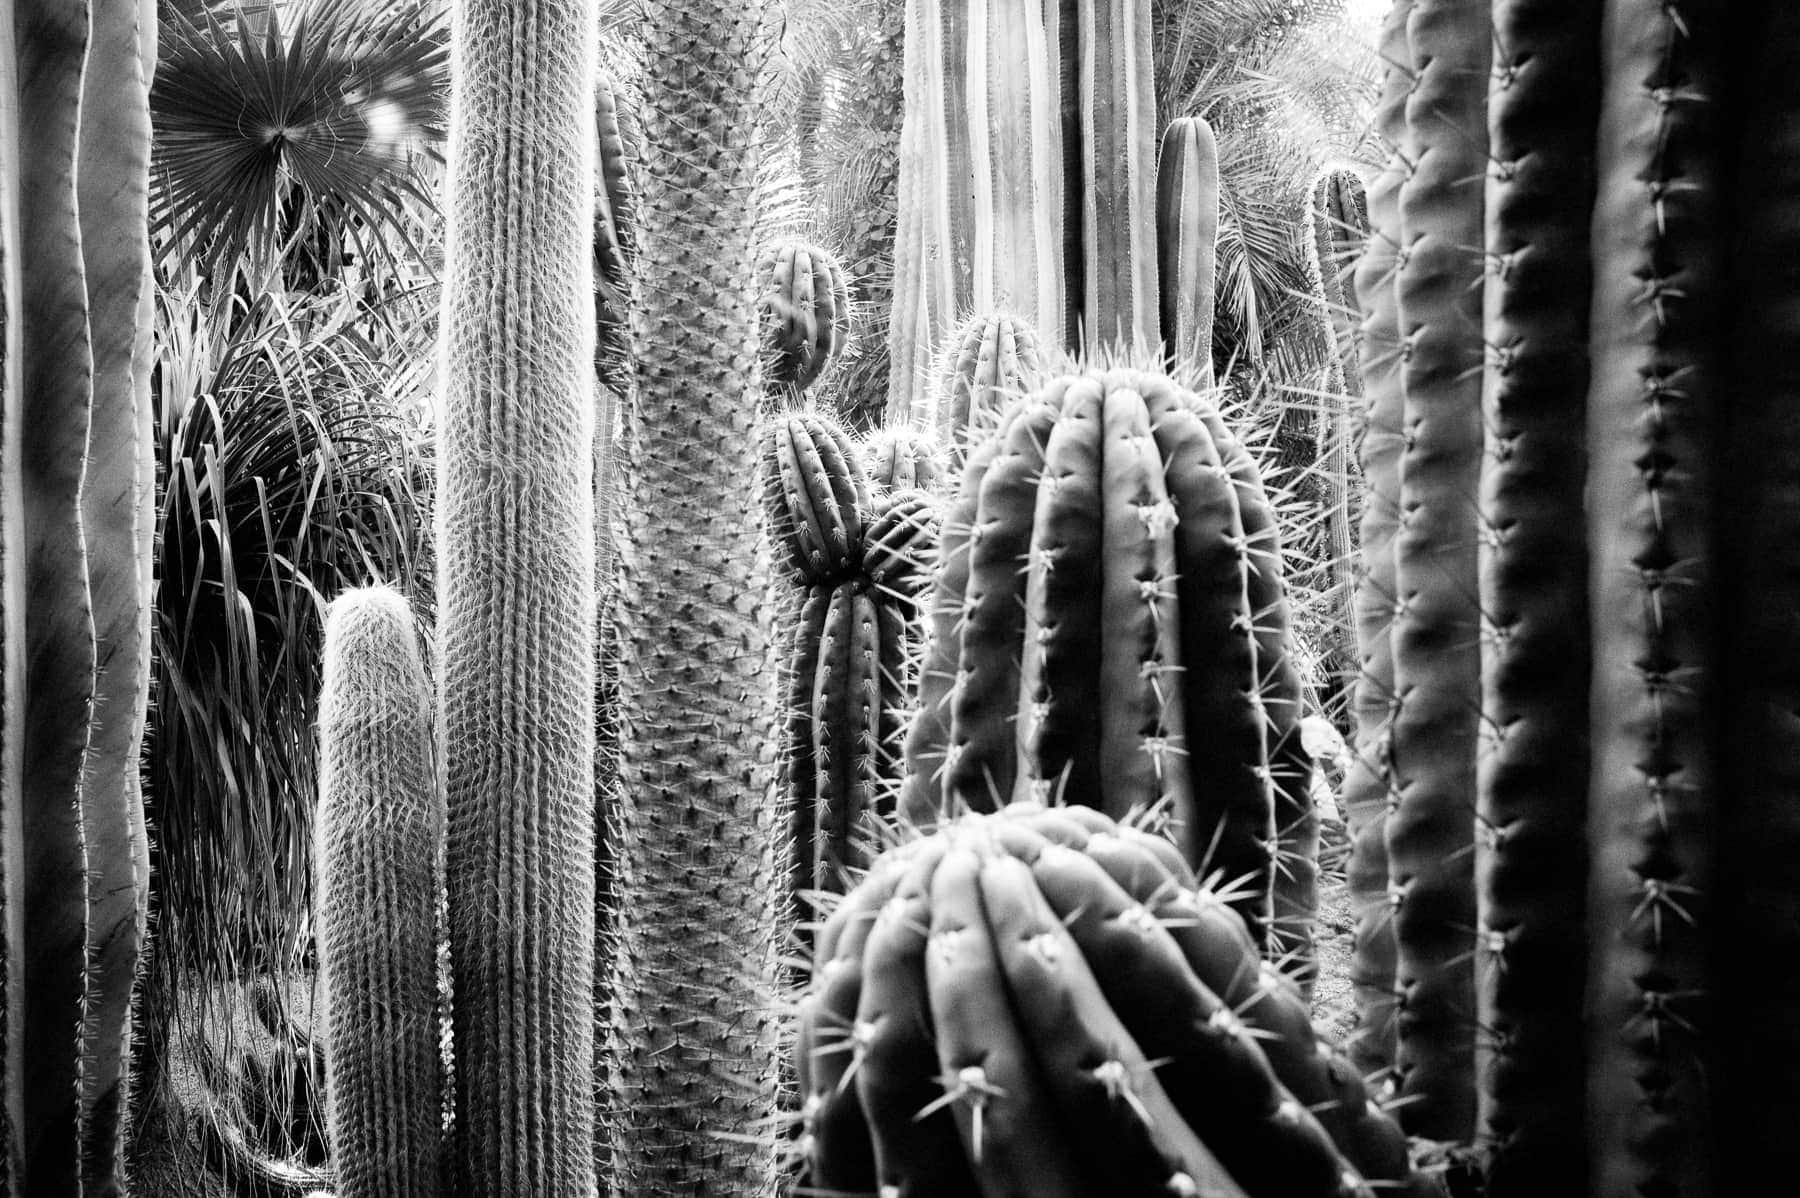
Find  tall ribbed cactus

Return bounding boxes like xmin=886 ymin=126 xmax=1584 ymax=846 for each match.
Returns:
xmin=0 ymin=2 xmax=156 ymax=1193
xmin=795 ymin=804 xmax=1441 ymax=1198
xmin=1156 ymin=115 xmax=1219 ymax=381
xmin=315 ymin=587 xmax=442 ymax=1198
xmin=1474 ymin=0 xmax=1597 ymax=1189
xmin=437 ymin=0 xmax=597 ymax=1190
xmin=1343 ymin=0 xmax=1412 ymax=1084
xmin=900 ymin=368 xmax=1315 ymax=975
xmin=604 ymin=0 xmax=785 ymax=1191
xmin=1301 ymin=168 xmax=1368 ymax=712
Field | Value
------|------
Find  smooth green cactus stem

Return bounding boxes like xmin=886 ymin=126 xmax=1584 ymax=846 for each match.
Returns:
xmin=1385 ymin=0 xmax=1489 ymax=1140
xmin=1475 ymin=0 xmax=1600 ymax=1189
xmin=437 ymin=0 xmax=598 ymax=1188
xmin=316 ymin=587 xmax=444 ymax=1198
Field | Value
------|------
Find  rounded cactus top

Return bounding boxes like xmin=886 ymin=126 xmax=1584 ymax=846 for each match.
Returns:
xmin=932 ymin=312 xmax=1045 ymax=463
xmin=756 ymin=239 xmax=852 ymax=391
xmin=758 ymin=409 xmax=872 ymax=585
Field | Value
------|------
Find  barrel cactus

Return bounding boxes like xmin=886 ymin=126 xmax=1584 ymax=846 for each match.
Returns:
xmin=900 ymin=367 xmax=1316 ymax=979
xmin=758 ymin=239 xmax=851 ymax=392
xmin=795 ymin=803 xmax=1442 ymax=1198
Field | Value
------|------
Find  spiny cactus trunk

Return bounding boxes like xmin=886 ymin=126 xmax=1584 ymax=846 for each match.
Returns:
xmin=1156 ymin=116 xmax=1219 ymax=383
xmin=1385 ymin=0 xmax=1488 ymax=1140
xmin=3 ymin=2 xmax=156 ymax=1193
xmin=605 ymin=0 xmax=785 ymax=1190
xmin=1343 ymin=0 xmax=1412 ymax=1081
xmin=1585 ymin=4 xmax=1724 ymax=1194
xmin=437 ymin=0 xmax=598 ymax=1189
xmin=1475 ymin=0 xmax=1599 ymax=1188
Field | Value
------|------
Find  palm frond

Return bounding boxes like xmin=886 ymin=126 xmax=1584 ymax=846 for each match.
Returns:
xmin=150 ymin=0 xmax=449 ymax=279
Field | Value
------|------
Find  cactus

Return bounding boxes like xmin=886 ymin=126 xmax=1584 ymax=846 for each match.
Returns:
xmin=603 ymin=0 xmax=785 ymax=1189
xmin=0 ymin=0 xmax=157 ymax=1192
xmin=1342 ymin=0 xmax=1412 ymax=1083
xmin=1300 ymin=168 xmax=1368 ymax=716
xmin=1474 ymin=0 xmax=1598 ymax=1189
xmin=762 ymin=413 xmax=935 ymax=899
xmin=859 ymin=423 xmax=945 ymax=494
xmin=437 ymin=0 xmax=598 ymax=1189
xmin=1155 ymin=115 xmax=1220 ymax=382
xmin=899 ymin=367 xmax=1315 ymax=976
xmin=315 ymin=587 xmax=443 ymax=1198
xmin=757 ymin=239 xmax=851 ymax=392
xmin=795 ymin=804 xmax=1442 ymax=1198
xmin=931 ymin=311 xmax=1043 ymax=469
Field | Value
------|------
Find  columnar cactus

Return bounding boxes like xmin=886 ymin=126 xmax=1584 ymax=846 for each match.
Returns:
xmin=0 ymin=1 xmax=157 ymax=1192
xmin=1155 ymin=115 xmax=1220 ymax=381
xmin=1342 ymin=0 xmax=1412 ymax=1083
xmin=795 ymin=804 xmax=1442 ymax=1198
xmin=1301 ymin=167 xmax=1368 ymax=708
xmin=604 ymin=0 xmax=786 ymax=1190
xmin=931 ymin=311 xmax=1043 ymax=469
xmin=315 ymin=587 xmax=443 ymax=1198
xmin=1474 ymin=0 xmax=1597 ymax=1188
xmin=887 ymin=0 xmax=1161 ymax=413
xmin=900 ymin=368 xmax=1315 ymax=975
xmin=437 ymin=0 xmax=598 ymax=1189
xmin=859 ymin=423 xmax=945 ymax=494
xmin=1334 ymin=2 xmax=1800 ymax=1192
xmin=762 ymin=413 xmax=935 ymax=898
xmin=757 ymin=239 xmax=851 ymax=392
xmin=887 ymin=0 xmax=1067 ymax=420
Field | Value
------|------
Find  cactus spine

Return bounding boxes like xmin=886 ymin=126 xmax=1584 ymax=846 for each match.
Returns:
xmin=756 ymin=240 xmax=851 ymax=393
xmin=0 ymin=1 xmax=156 ymax=1192
xmin=1155 ymin=115 xmax=1220 ymax=382
xmin=1475 ymin=0 xmax=1599 ymax=1188
xmin=796 ymin=805 xmax=1441 ymax=1198
xmin=437 ymin=0 xmax=597 ymax=1189
xmin=604 ymin=0 xmax=784 ymax=1189
xmin=899 ymin=368 xmax=1314 ymax=969
xmin=315 ymin=588 xmax=443 ymax=1198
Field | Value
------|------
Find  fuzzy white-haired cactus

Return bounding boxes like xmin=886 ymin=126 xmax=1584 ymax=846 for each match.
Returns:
xmin=315 ymin=587 xmax=443 ymax=1198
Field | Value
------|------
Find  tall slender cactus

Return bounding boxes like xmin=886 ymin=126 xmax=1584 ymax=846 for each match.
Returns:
xmin=1475 ymin=0 xmax=1599 ymax=1188
xmin=0 ymin=2 xmax=156 ymax=1193
xmin=437 ymin=0 xmax=598 ymax=1189
xmin=605 ymin=0 xmax=786 ymax=1191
